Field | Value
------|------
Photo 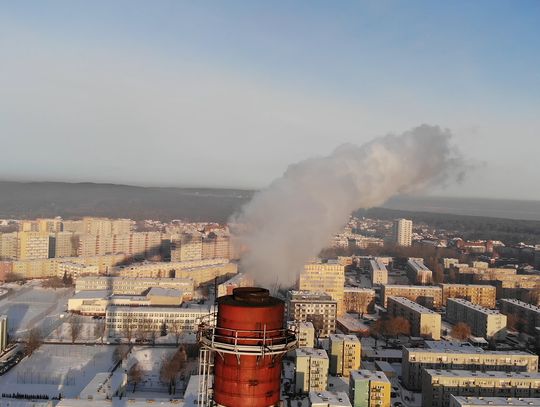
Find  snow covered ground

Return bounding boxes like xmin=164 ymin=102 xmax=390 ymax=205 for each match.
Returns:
xmin=0 ymin=344 xmax=115 ymax=398
xmin=0 ymin=283 xmax=71 ymax=337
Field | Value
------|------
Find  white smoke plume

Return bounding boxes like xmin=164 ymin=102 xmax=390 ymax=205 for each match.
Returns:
xmin=231 ymin=125 xmax=464 ymax=287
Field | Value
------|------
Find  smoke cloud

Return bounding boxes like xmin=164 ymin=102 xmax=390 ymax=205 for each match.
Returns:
xmin=231 ymin=125 xmax=464 ymax=286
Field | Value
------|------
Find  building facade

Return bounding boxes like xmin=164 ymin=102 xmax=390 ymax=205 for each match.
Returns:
xmin=422 ymin=370 xmax=540 ymax=407
xmin=381 ymin=285 xmax=442 ymax=308
xmin=386 ymin=296 xmax=441 ymax=340
xmin=440 ymin=284 xmax=496 ymax=308
xmin=392 ymin=219 xmax=412 ymax=247
xmin=402 ymin=347 xmax=538 ymax=390
xmin=329 ymin=334 xmax=362 ymax=377
xmin=299 ymin=260 xmax=345 ymax=315
xmin=287 ymin=291 xmax=337 ymax=338
xmin=446 ymin=298 xmax=507 ymax=339
xmin=349 ymin=370 xmax=391 ymax=407
xmin=295 ymin=348 xmax=329 ymax=392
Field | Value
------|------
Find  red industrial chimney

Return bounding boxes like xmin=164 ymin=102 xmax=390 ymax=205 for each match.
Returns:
xmin=198 ymin=287 xmax=297 ymax=407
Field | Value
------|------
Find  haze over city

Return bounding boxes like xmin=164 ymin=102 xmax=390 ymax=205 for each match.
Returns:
xmin=2 ymin=2 xmax=540 ymax=407
xmin=1 ymin=1 xmax=540 ymax=200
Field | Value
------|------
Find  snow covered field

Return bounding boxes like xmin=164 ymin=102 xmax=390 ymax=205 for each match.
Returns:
xmin=0 ymin=344 xmax=115 ymax=398
xmin=0 ymin=284 xmax=71 ymax=337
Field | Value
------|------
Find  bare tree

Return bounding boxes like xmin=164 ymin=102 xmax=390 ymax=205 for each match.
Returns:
xmin=69 ymin=315 xmax=83 ymax=344
xmin=160 ymin=347 xmax=187 ymax=395
xmin=24 ymin=327 xmax=43 ymax=356
xmin=112 ymin=344 xmax=130 ymax=364
xmin=94 ymin=319 xmax=106 ymax=344
xmin=170 ymin=321 xmax=182 ymax=346
xmin=128 ymin=362 xmax=144 ymax=392
xmin=451 ymin=322 xmax=472 ymax=340
xmin=123 ymin=321 xmax=134 ymax=343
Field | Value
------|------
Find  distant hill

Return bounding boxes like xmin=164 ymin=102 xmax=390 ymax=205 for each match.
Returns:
xmin=0 ymin=181 xmax=253 ymax=222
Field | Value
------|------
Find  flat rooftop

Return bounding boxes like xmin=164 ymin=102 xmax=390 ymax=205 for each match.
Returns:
xmin=425 ymin=369 xmax=540 ymax=379
xmin=387 ymin=296 xmax=439 ymax=314
xmin=451 ymin=396 xmax=540 ymax=406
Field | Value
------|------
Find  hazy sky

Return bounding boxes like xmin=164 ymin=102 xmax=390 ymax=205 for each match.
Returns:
xmin=1 ymin=1 xmax=539 ymax=199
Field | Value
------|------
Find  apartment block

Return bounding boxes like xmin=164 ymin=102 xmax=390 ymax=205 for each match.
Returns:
xmin=440 ymin=284 xmax=497 ymax=308
xmin=51 ymin=231 xmax=78 ymax=258
xmin=295 ymin=347 xmax=329 ymax=392
xmin=287 ymin=291 xmax=337 ymax=338
xmin=310 ymin=391 xmax=352 ymax=407
xmin=369 ymin=258 xmax=388 ymax=286
xmin=422 ymin=370 xmax=540 ymax=407
xmin=217 ymin=273 xmax=254 ymax=297
xmin=450 ymin=396 xmax=540 ymax=407
xmin=349 ymin=370 xmax=391 ymax=407
xmin=446 ymin=298 xmax=507 ymax=339
xmin=406 ymin=258 xmax=433 ymax=285
xmin=18 ymin=231 xmax=49 ymax=260
xmin=329 ymin=334 xmax=361 ymax=377
xmin=499 ymin=299 xmax=540 ymax=336
xmin=381 ymin=285 xmax=442 ymax=308
xmin=343 ymin=288 xmax=375 ymax=315
xmin=402 ymin=346 xmax=538 ymax=390
xmin=387 ymin=296 xmax=441 ymax=340
xmin=170 ymin=233 xmax=203 ymax=262
xmin=57 ymin=262 xmax=99 ymax=279
xmin=392 ymin=218 xmax=412 ymax=247
xmin=299 ymin=260 xmax=345 ymax=315
xmin=293 ymin=321 xmax=316 ymax=348
xmin=0 ymin=232 xmax=18 ymax=260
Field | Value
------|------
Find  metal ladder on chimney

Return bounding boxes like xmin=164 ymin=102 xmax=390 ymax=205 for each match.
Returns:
xmin=197 ymin=347 xmax=214 ymax=406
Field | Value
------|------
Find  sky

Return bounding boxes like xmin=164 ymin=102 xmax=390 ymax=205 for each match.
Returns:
xmin=1 ymin=1 xmax=539 ymax=199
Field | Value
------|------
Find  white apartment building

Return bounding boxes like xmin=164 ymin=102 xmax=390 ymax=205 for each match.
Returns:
xmin=369 ymin=258 xmax=388 ymax=286
xmin=392 ymin=219 xmax=412 ymax=247
xmin=406 ymin=258 xmax=433 ymax=285
xmin=329 ymin=334 xmax=362 ymax=377
xmin=295 ymin=347 xmax=329 ymax=392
